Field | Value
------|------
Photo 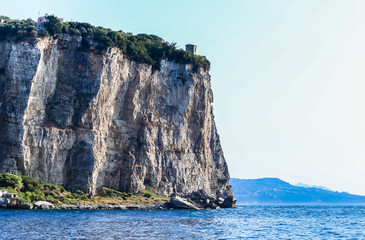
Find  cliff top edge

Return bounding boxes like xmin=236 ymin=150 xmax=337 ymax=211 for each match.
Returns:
xmin=0 ymin=15 xmax=210 ymax=71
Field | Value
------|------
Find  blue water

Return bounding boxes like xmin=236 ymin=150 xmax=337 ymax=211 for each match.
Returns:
xmin=1 ymin=205 xmax=365 ymax=239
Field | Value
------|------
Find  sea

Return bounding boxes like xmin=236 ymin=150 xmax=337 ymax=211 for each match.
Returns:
xmin=1 ymin=205 xmax=365 ymax=239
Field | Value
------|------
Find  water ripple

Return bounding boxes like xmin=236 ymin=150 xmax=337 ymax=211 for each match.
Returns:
xmin=0 ymin=206 xmax=365 ymax=239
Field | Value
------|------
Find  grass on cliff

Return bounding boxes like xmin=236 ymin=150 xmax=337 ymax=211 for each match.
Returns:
xmin=0 ymin=173 xmax=168 ymax=205
xmin=0 ymin=15 xmax=210 ymax=71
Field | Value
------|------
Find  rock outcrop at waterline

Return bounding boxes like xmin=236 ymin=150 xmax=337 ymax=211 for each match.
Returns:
xmin=0 ymin=35 xmax=235 ymax=208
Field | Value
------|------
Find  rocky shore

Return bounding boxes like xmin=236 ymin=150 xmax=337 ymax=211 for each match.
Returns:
xmin=3 ymin=195 xmax=236 ymax=210
xmin=3 ymin=203 xmax=164 ymax=210
xmin=55 ymin=203 xmax=166 ymax=210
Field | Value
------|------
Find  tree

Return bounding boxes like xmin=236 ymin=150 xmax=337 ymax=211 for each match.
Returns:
xmin=62 ymin=22 xmax=70 ymax=33
xmin=0 ymin=173 xmax=23 ymax=190
xmin=44 ymin=15 xmax=62 ymax=36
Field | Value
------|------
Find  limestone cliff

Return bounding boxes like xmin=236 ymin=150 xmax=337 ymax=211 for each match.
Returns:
xmin=0 ymin=36 xmax=235 ymax=208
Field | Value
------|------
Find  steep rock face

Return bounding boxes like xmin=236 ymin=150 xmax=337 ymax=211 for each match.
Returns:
xmin=0 ymin=36 xmax=234 ymax=207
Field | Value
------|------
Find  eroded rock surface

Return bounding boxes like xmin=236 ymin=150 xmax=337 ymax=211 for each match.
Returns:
xmin=0 ymin=36 xmax=235 ymax=208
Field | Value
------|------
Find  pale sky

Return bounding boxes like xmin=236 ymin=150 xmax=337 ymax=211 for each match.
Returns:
xmin=2 ymin=0 xmax=365 ymax=195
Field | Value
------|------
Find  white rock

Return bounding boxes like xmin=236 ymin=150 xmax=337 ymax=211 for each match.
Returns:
xmin=170 ymin=196 xmax=200 ymax=210
xmin=33 ymin=201 xmax=54 ymax=210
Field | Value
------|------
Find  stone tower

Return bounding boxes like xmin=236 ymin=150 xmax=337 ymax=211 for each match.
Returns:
xmin=185 ymin=44 xmax=197 ymax=56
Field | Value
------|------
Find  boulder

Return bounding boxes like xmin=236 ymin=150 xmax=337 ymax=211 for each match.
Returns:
xmin=221 ymin=196 xmax=237 ymax=208
xmin=33 ymin=201 xmax=54 ymax=210
xmin=169 ymin=196 xmax=200 ymax=210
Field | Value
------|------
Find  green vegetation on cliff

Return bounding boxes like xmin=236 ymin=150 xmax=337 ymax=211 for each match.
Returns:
xmin=0 ymin=15 xmax=210 ymax=71
xmin=0 ymin=173 xmax=168 ymax=205
xmin=0 ymin=16 xmax=37 ymax=40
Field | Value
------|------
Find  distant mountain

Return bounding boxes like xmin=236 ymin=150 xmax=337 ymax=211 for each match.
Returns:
xmin=231 ymin=178 xmax=365 ymax=204
xmin=295 ymin=183 xmax=332 ymax=191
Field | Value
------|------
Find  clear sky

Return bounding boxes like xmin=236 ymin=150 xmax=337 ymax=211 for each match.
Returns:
xmin=2 ymin=0 xmax=365 ymax=195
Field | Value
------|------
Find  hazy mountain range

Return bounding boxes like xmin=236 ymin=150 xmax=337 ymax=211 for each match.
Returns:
xmin=231 ymin=178 xmax=365 ymax=205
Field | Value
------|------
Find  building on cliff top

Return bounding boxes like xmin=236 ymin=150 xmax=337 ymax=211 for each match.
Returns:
xmin=36 ymin=14 xmax=48 ymax=30
xmin=186 ymin=44 xmax=197 ymax=56
xmin=37 ymin=14 xmax=64 ymax=30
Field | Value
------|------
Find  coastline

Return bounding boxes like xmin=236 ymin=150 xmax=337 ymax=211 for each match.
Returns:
xmin=2 ymin=203 xmax=167 ymax=210
xmin=1 ymin=195 xmax=234 ymax=210
xmin=0 ymin=173 xmax=236 ymax=210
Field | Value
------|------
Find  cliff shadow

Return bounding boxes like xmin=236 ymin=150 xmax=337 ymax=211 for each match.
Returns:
xmin=45 ymin=49 xmax=102 ymax=128
xmin=64 ymin=140 xmax=95 ymax=192
xmin=44 ymin=48 xmax=103 ymax=192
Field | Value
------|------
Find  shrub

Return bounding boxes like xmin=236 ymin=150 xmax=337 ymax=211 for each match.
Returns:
xmin=18 ymin=191 xmax=30 ymax=204
xmin=72 ymin=190 xmax=87 ymax=200
xmin=140 ymin=189 xmax=155 ymax=198
xmin=45 ymin=191 xmax=58 ymax=198
xmin=0 ymin=173 xmax=23 ymax=189
xmin=25 ymin=191 xmax=45 ymax=202
xmin=21 ymin=176 xmax=44 ymax=192
xmin=43 ymin=15 xmax=62 ymax=36
xmin=101 ymin=187 xmax=130 ymax=198
xmin=143 ymin=192 xmax=152 ymax=198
